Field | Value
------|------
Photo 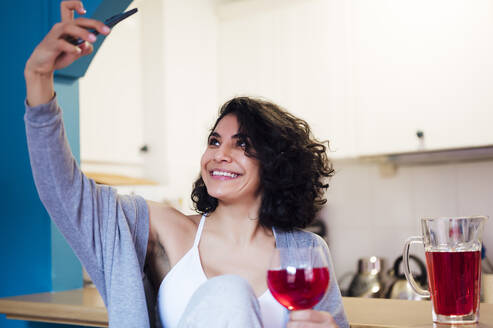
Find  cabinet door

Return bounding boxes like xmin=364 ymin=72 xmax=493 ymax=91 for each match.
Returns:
xmin=350 ymin=0 xmax=493 ymax=155
xmin=79 ymin=13 xmax=144 ymax=167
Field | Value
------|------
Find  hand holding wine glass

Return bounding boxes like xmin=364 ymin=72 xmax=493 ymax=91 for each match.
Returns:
xmin=267 ymin=246 xmax=338 ymax=327
xmin=288 ymin=310 xmax=338 ymax=327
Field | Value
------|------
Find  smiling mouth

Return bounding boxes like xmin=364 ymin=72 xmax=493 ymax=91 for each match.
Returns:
xmin=210 ymin=170 xmax=240 ymax=179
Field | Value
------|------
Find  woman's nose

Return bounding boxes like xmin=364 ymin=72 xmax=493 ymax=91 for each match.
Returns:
xmin=214 ymin=145 xmax=232 ymax=162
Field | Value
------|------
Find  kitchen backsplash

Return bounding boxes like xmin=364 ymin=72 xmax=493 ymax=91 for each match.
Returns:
xmin=323 ymin=158 xmax=493 ymax=284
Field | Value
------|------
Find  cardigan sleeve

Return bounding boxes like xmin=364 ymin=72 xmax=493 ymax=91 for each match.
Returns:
xmin=24 ymin=96 xmax=149 ymax=305
xmin=312 ymin=234 xmax=349 ymax=328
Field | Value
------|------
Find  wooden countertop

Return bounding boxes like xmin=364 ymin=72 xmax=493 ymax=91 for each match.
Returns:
xmin=0 ymin=289 xmax=492 ymax=327
xmin=0 ymin=288 xmax=107 ymax=327
xmin=343 ymin=297 xmax=493 ymax=327
xmin=83 ymin=172 xmax=158 ymax=186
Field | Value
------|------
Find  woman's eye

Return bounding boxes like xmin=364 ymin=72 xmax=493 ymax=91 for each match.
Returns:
xmin=208 ymin=138 xmax=220 ymax=147
xmin=237 ymin=139 xmax=248 ymax=149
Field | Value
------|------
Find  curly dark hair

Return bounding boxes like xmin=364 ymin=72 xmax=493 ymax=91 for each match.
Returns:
xmin=191 ymin=97 xmax=334 ymax=230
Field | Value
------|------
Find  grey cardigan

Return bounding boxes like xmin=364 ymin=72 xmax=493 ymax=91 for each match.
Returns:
xmin=24 ymin=97 xmax=348 ymax=328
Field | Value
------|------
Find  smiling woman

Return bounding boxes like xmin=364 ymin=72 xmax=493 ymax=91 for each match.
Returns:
xmin=153 ymin=96 xmax=344 ymax=328
xmin=23 ymin=1 xmax=347 ymax=328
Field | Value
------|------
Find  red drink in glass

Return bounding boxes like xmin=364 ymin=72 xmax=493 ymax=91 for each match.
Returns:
xmin=267 ymin=267 xmax=329 ymax=310
xmin=425 ymin=250 xmax=481 ymax=316
xmin=403 ymin=216 xmax=486 ymax=324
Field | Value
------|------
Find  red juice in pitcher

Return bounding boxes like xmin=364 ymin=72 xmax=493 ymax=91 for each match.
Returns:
xmin=425 ymin=250 xmax=481 ymax=316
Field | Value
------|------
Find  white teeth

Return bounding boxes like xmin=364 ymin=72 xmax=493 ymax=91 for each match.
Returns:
xmin=212 ymin=171 xmax=239 ymax=178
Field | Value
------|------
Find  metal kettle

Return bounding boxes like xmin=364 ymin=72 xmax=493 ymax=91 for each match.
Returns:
xmin=347 ymin=256 xmax=386 ymax=298
xmin=386 ymin=255 xmax=428 ymax=300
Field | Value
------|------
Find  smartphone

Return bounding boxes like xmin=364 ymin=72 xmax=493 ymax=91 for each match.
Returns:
xmin=65 ymin=8 xmax=138 ymax=46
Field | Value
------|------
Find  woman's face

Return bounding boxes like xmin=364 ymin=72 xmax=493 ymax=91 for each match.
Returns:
xmin=200 ymin=114 xmax=261 ymax=204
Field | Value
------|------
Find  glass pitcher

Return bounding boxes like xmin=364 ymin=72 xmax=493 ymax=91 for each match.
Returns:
xmin=402 ymin=216 xmax=487 ymax=324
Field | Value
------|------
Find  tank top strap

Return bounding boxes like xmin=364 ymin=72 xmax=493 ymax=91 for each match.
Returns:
xmin=193 ymin=214 xmax=207 ymax=247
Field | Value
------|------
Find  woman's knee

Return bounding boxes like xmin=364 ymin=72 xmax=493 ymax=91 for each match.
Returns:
xmin=194 ymin=275 xmax=256 ymax=303
xmin=178 ymin=275 xmax=262 ymax=327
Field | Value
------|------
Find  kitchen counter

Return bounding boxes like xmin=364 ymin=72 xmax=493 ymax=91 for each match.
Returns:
xmin=0 ymin=289 xmax=492 ymax=327
xmin=343 ymin=297 xmax=493 ymax=327
xmin=0 ymin=288 xmax=107 ymax=327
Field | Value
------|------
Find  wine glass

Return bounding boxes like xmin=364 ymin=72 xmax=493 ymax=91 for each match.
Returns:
xmin=267 ymin=246 xmax=330 ymax=310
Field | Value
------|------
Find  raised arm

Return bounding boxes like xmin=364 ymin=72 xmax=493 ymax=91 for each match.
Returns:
xmin=24 ymin=2 xmax=150 ymax=311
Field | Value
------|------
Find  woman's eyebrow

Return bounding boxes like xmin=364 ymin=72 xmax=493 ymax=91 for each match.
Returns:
xmin=232 ymin=133 xmax=248 ymax=140
xmin=208 ymin=132 xmax=248 ymax=140
xmin=208 ymin=132 xmax=221 ymax=139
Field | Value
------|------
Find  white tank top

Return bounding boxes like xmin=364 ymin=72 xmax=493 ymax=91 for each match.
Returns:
xmin=157 ymin=215 xmax=287 ymax=328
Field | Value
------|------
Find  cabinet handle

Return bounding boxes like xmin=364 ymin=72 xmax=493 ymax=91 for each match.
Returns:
xmin=140 ymin=144 xmax=149 ymax=153
xmin=416 ymin=130 xmax=424 ymax=139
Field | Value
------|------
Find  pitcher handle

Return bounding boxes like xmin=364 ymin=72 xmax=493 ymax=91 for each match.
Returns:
xmin=402 ymin=236 xmax=430 ymax=297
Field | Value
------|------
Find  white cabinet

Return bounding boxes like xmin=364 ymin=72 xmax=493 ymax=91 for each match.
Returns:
xmin=79 ymin=0 xmax=168 ymax=183
xmin=218 ymin=0 xmax=493 ymax=158
xmin=79 ymin=7 xmax=144 ymax=170
xmin=80 ymin=0 xmax=493 ymax=170
xmin=350 ymin=0 xmax=493 ymax=155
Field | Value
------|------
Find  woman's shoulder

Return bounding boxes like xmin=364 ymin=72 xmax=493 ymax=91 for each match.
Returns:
xmin=147 ymin=200 xmax=200 ymax=229
xmin=146 ymin=201 xmax=203 ymax=264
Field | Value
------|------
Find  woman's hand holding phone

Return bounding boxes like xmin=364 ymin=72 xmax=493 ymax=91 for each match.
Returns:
xmin=24 ymin=1 xmax=110 ymax=106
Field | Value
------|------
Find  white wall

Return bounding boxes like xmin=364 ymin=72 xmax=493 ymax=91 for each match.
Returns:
xmin=326 ymin=158 xmax=493 ymax=286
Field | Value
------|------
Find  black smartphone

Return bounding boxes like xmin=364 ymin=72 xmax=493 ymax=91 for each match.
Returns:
xmin=65 ymin=8 xmax=138 ymax=46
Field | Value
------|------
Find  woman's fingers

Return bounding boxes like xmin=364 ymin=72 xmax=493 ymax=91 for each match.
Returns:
xmin=26 ymin=19 xmax=102 ymax=74
xmin=53 ymin=18 xmax=109 ymax=41
xmin=78 ymin=41 xmax=93 ymax=56
xmin=74 ymin=17 xmax=111 ymax=35
xmin=56 ymin=23 xmax=97 ymax=44
xmin=61 ymin=1 xmax=86 ymax=22
xmin=290 ymin=310 xmax=328 ymax=322
xmin=25 ymin=1 xmax=109 ymax=75
xmin=56 ymin=38 xmax=82 ymax=55
xmin=52 ymin=39 xmax=89 ymax=70
xmin=46 ymin=18 xmax=109 ymax=56
xmin=287 ymin=310 xmax=338 ymax=328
